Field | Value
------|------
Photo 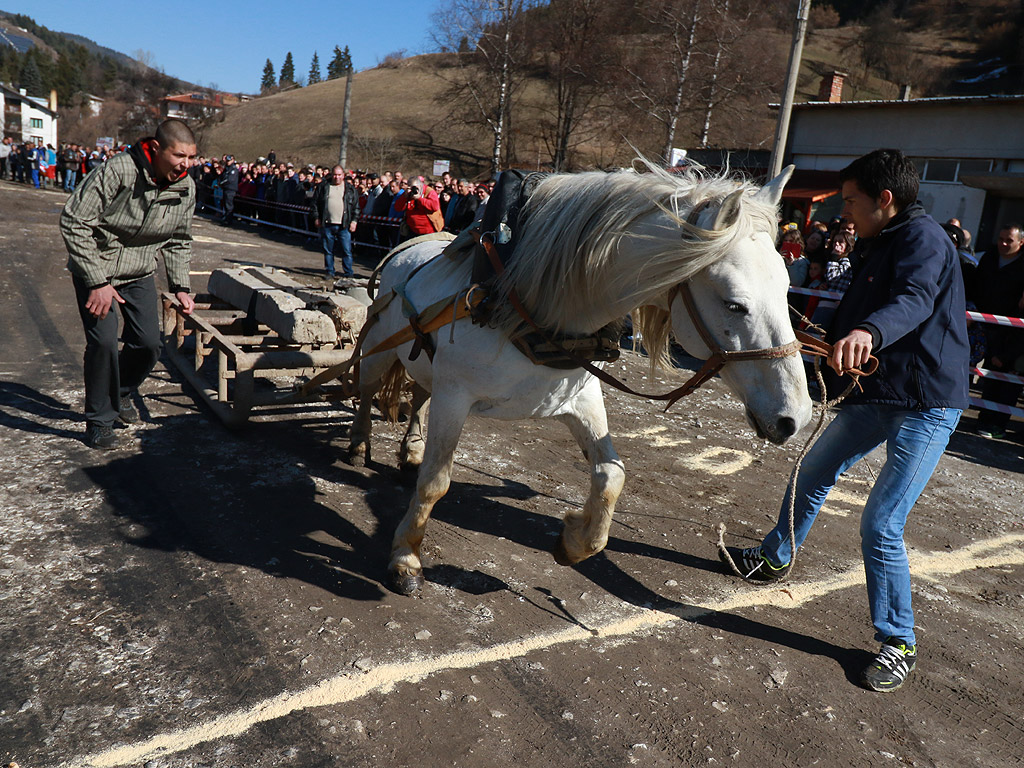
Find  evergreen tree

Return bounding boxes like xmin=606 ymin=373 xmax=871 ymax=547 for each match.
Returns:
xmin=279 ymin=52 xmax=295 ymax=85
xmin=327 ymin=46 xmax=345 ymax=80
xmin=308 ymin=52 xmax=322 ymax=85
xmin=19 ymin=55 xmax=44 ymax=96
xmin=340 ymin=45 xmax=353 ymax=75
xmin=261 ymin=59 xmax=276 ymax=91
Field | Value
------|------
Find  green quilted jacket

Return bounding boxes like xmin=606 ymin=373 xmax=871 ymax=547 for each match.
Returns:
xmin=61 ymin=139 xmax=195 ymax=292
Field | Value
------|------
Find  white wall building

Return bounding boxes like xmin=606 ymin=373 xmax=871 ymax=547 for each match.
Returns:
xmin=1 ymin=83 xmax=58 ymax=147
xmin=786 ymin=93 xmax=1024 ymax=250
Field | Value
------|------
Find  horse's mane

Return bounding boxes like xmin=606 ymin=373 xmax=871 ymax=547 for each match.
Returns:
xmin=489 ymin=163 xmax=779 ymax=371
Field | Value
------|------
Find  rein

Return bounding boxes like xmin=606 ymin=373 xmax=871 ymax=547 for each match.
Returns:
xmin=480 ymin=234 xmax=820 ymax=410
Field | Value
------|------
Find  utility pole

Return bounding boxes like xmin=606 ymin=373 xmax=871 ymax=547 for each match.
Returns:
xmin=338 ymin=67 xmax=353 ymax=167
xmin=768 ymin=0 xmax=811 ymax=179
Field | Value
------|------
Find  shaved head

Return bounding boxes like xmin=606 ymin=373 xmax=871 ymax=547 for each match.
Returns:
xmin=155 ymin=119 xmax=196 ymax=150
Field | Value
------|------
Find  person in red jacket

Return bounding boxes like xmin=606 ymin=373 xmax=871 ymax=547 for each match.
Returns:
xmin=395 ymin=176 xmax=441 ymax=239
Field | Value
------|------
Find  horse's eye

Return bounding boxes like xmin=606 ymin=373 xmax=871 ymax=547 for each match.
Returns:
xmin=725 ymin=301 xmax=748 ymax=314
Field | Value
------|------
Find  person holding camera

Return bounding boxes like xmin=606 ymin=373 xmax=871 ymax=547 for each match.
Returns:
xmin=394 ymin=175 xmax=442 ymax=240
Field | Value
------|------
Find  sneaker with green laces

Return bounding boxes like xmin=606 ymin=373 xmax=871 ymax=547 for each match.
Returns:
xmin=861 ymin=637 xmax=917 ymax=692
xmin=720 ymin=545 xmax=791 ymax=581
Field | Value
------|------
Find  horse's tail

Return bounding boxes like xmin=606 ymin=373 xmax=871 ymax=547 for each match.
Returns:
xmin=376 ymin=359 xmax=411 ymax=423
xmin=632 ymin=305 xmax=674 ymax=375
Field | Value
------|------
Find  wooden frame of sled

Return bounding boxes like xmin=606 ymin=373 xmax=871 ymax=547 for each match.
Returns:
xmin=161 ymin=292 xmax=355 ymax=427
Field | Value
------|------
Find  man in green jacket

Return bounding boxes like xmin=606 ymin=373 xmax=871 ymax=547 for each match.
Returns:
xmin=61 ymin=119 xmax=198 ymax=449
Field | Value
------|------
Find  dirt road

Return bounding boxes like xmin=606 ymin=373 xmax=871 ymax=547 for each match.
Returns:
xmin=2 ymin=182 xmax=1022 ymax=768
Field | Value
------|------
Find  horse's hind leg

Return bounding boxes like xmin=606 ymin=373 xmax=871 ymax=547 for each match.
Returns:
xmin=553 ymin=382 xmax=625 ymax=566
xmin=347 ymin=352 xmax=394 ymax=467
xmin=398 ymin=382 xmax=430 ymax=473
xmin=389 ymin=389 xmax=470 ymax=595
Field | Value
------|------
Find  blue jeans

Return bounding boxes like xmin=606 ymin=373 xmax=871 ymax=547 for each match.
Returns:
xmin=320 ymin=224 xmax=353 ymax=277
xmin=762 ymin=404 xmax=961 ymax=646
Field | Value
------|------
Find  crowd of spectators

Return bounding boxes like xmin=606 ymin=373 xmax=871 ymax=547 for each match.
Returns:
xmin=0 ymin=137 xmax=120 ymax=191
xmin=186 ymin=153 xmax=495 ymax=245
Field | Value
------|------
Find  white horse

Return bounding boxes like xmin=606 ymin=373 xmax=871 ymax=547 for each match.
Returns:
xmin=349 ymin=165 xmax=812 ymax=595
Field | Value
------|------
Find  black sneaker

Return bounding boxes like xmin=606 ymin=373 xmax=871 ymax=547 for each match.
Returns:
xmin=861 ymin=637 xmax=917 ymax=692
xmin=977 ymin=426 xmax=1005 ymax=439
xmin=118 ymin=396 xmax=140 ymax=424
xmin=85 ymin=423 xmax=118 ymax=450
xmin=720 ymin=545 xmax=791 ymax=581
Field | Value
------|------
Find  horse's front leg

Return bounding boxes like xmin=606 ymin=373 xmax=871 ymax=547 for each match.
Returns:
xmin=389 ymin=390 xmax=470 ymax=595
xmin=398 ymin=382 xmax=430 ymax=473
xmin=553 ymin=381 xmax=625 ymax=566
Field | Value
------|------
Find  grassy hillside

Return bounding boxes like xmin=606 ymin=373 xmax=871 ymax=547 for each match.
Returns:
xmin=197 ymin=10 xmax=1014 ymax=176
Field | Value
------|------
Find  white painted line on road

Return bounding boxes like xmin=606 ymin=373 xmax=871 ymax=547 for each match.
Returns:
xmin=60 ymin=533 xmax=1024 ymax=768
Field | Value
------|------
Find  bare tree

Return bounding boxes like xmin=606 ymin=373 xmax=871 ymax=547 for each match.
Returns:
xmin=432 ymin=0 xmax=535 ymax=174
xmin=351 ymin=132 xmax=403 ymax=173
xmin=618 ymin=0 xmax=702 ymax=164
xmin=532 ymin=0 xmax=617 ymax=170
xmin=694 ymin=0 xmax=784 ymax=149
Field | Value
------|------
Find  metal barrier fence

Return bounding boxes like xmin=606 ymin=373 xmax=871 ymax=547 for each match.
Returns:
xmin=790 ymin=285 xmax=1024 ymax=419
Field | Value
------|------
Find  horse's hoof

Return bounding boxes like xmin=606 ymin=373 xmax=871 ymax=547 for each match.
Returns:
xmin=347 ymin=446 xmax=369 ymax=467
xmin=390 ymin=570 xmax=424 ymax=596
xmin=552 ymin=533 xmax=576 ymax=566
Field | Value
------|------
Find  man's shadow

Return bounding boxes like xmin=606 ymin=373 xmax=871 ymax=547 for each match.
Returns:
xmin=0 ymin=380 xmax=82 ymax=439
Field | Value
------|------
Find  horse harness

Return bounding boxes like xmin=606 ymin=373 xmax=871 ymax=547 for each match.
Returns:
xmin=302 ymin=177 xmax=877 ymax=406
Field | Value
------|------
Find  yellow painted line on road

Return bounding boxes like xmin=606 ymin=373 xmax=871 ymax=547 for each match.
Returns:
xmin=60 ymin=533 xmax=1024 ymax=768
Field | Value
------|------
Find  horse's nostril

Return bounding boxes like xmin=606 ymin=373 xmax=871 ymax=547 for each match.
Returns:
xmin=777 ymin=416 xmax=797 ymax=440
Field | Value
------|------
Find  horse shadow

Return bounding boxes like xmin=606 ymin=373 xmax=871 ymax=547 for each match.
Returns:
xmin=425 ymin=463 xmax=867 ymax=683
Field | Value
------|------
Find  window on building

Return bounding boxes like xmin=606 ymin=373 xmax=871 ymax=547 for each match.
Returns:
xmin=29 ymin=117 xmax=43 ymax=129
xmin=915 ymin=158 xmax=995 ymax=184
xmin=924 ymin=159 xmax=958 ymax=182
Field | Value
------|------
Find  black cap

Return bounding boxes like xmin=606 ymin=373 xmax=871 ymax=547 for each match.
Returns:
xmin=940 ymin=223 xmax=964 ymax=248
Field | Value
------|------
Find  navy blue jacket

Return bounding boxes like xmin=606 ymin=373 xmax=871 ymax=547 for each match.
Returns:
xmin=827 ymin=204 xmax=969 ymax=409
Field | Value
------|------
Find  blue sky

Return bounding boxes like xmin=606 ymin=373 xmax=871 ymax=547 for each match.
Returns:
xmin=2 ymin=0 xmax=439 ymax=93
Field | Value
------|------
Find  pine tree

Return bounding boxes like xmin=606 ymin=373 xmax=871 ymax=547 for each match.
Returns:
xmin=327 ymin=46 xmax=345 ymax=80
xmin=308 ymin=52 xmax=322 ymax=85
xmin=340 ymin=45 xmax=353 ymax=75
xmin=279 ymin=52 xmax=295 ymax=85
xmin=19 ymin=55 xmax=44 ymax=96
xmin=260 ymin=58 xmax=276 ymax=92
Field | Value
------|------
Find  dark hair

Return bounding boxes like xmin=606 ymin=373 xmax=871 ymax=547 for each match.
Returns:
xmin=940 ymin=223 xmax=964 ymax=248
xmin=839 ymin=149 xmax=919 ymax=211
xmin=155 ymin=118 xmax=196 ymax=148
xmin=999 ymin=223 xmax=1023 ymax=237
xmin=829 ymin=230 xmax=856 ymax=255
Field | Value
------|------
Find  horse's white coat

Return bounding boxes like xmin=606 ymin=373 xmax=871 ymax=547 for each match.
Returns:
xmin=58 ymin=533 xmax=1024 ymax=768
xmin=350 ymin=167 xmax=813 ymax=590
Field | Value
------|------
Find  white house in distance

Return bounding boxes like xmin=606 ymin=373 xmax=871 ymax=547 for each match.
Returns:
xmin=0 ymin=83 xmax=58 ymax=146
xmin=783 ymin=79 xmax=1024 ymax=250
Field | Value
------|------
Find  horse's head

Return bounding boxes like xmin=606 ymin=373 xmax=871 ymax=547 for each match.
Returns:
xmin=668 ymin=167 xmax=812 ymax=444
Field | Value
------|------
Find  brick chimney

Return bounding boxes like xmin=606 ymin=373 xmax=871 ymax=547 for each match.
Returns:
xmin=817 ymin=71 xmax=847 ymax=103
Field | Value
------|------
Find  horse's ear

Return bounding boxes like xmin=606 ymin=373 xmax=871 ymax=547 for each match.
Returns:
xmin=713 ymin=188 xmax=745 ymax=231
xmin=754 ymin=164 xmax=795 ymax=208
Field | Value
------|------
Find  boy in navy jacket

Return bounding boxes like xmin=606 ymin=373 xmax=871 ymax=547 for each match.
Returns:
xmin=723 ymin=149 xmax=968 ymax=692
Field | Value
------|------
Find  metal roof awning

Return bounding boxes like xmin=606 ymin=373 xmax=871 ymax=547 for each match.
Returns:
xmin=782 ymin=185 xmax=839 ymax=203
xmin=960 ymin=172 xmax=1024 ymax=198
xmin=782 ymin=169 xmax=840 ymax=203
